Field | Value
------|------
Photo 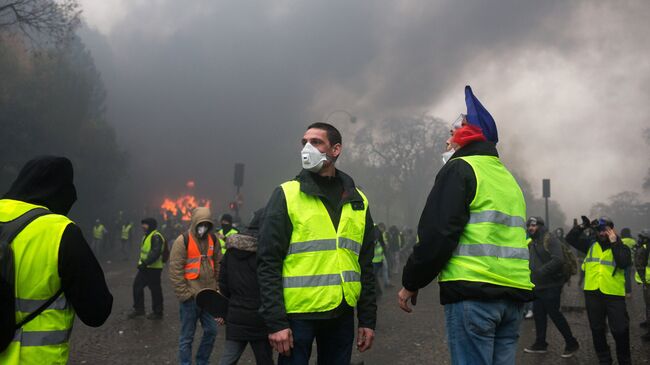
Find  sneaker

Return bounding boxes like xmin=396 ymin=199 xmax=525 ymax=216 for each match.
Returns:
xmin=561 ymin=341 xmax=579 ymax=358
xmin=524 ymin=343 xmax=548 ymax=354
xmin=127 ymin=310 xmax=145 ymax=319
xmin=146 ymin=312 xmax=163 ymax=320
xmin=524 ymin=310 xmax=534 ymax=319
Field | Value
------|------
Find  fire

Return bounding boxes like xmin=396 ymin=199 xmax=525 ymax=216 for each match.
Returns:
xmin=161 ymin=194 xmax=212 ymax=221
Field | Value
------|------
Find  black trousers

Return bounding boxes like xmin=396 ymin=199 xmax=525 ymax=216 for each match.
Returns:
xmin=133 ymin=268 xmax=163 ymax=314
xmin=533 ymin=286 xmax=576 ymax=345
xmin=584 ymin=290 xmax=630 ymax=365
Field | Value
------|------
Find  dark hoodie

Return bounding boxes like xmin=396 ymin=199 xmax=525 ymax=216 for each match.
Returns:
xmin=219 ymin=208 xmax=267 ymax=340
xmin=3 ymin=156 xmax=113 ymax=326
xmin=528 ymin=226 xmax=566 ymax=289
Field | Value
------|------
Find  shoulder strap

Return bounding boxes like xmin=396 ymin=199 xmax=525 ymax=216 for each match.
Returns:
xmin=1 ymin=208 xmax=52 ymax=279
xmin=0 ymin=208 xmax=52 ymax=247
xmin=182 ymin=231 xmax=189 ymax=248
xmin=0 ymin=208 xmax=60 ymax=330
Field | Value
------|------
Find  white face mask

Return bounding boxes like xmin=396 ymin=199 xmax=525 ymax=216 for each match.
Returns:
xmin=441 ymin=149 xmax=455 ymax=165
xmin=197 ymin=225 xmax=208 ymax=237
xmin=301 ymin=142 xmax=328 ymax=172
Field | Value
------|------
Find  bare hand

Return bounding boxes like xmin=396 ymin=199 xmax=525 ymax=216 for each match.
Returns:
xmin=215 ymin=317 xmax=225 ymax=325
xmin=605 ymin=227 xmax=617 ymax=243
xmin=357 ymin=327 xmax=375 ymax=352
xmin=268 ymin=328 xmax=293 ymax=356
xmin=398 ymin=287 xmax=418 ymax=313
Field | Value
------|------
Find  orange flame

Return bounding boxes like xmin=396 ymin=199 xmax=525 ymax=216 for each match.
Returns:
xmin=161 ymin=194 xmax=212 ymax=221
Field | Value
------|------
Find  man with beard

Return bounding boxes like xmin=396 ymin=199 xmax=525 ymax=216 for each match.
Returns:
xmin=258 ymin=122 xmax=376 ymax=364
xmin=566 ymin=216 xmax=632 ymax=365
xmin=523 ymin=216 xmax=579 ymax=357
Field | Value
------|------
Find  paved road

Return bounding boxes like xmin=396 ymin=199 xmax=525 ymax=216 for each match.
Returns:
xmin=69 ymin=253 xmax=650 ymax=364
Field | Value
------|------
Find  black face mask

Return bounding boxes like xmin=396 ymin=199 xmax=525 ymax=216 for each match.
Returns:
xmin=221 ymin=223 xmax=232 ymax=232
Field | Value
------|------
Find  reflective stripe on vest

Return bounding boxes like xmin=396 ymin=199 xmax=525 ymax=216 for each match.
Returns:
xmin=0 ymin=199 xmax=75 ymax=364
xmin=281 ymin=180 xmax=368 ymax=314
xmin=438 ymin=156 xmax=533 ymax=291
xmin=582 ymin=242 xmax=626 ymax=296
xmin=139 ymin=230 xmax=165 ymax=269
xmin=184 ymin=233 xmax=215 ymax=280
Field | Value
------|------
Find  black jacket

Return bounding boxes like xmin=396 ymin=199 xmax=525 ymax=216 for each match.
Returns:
xmin=257 ymin=169 xmax=377 ymax=333
xmin=528 ymin=227 xmax=566 ymax=289
xmin=402 ymin=141 xmax=534 ymax=304
xmin=3 ymin=156 xmax=113 ymax=326
xmin=219 ymin=234 xmax=267 ymax=341
xmin=140 ymin=218 xmax=163 ymax=267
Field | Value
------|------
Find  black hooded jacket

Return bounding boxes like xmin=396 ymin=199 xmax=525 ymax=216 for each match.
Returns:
xmin=3 ymin=156 xmax=113 ymax=326
xmin=402 ymin=141 xmax=534 ymax=304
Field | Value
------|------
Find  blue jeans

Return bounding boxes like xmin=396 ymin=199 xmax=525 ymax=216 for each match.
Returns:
xmin=278 ymin=309 xmax=354 ymax=365
xmin=179 ymin=299 xmax=218 ymax=365
xmin=445 ymin=299 xmax=524 ymax=365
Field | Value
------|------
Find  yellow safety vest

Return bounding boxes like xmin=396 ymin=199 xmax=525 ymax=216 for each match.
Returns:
xmin=93 ymin=224 xmax=105 ymax=240
xmin=373 ymin=242 xmax=384 ymax=264
xmin=582 ymin=242 xmax=626 ymax=296
xmin=634 ymin=244 xmax=650 ymax=284
xmin=121 ymin=224 xmax=132 ymax=240
xmin=139 ymin=230 xmax=165 ymax=269
xmin=218 ymin=228 xmax=238 ymax=255
xmin=281 ymin=180 xmax=368 ymax=313
xmin=621 ymin=237 xmax=636 ymax=250
xmin=438 ymin=156 xmax=533 ymax=291
xmin=0 ymin=199 xmax=75 ymax=365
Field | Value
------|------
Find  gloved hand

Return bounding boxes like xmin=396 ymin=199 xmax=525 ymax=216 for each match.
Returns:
xmin=580 ymin=216 xmax=590 ymax=228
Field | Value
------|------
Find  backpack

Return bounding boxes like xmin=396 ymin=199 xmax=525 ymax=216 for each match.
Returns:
xmin=541 ymin=233 xmax=578 ymax=281
xmin=161 ymin=233 xmax=170 ymax=263
xmin=0 ymin=208 xmax=61 ymax=352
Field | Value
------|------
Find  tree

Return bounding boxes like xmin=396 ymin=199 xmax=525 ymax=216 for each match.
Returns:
xmin=590 ymin=191 xmax=650 ymax=234
xmin=345 ymin=115 xmax=449 ymax=226
xmin=0 ymin=0 xmax=80 ymax=44
xmin=0 ymin=34 xmax=126 ymax=228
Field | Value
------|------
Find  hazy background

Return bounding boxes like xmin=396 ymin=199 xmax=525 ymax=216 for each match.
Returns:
xmin=3 ymin=0 xmax=649 ymax=231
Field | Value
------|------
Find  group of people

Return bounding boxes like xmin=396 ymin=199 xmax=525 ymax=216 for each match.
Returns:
xmin=2 ymin=85 xmax=649 ymax=365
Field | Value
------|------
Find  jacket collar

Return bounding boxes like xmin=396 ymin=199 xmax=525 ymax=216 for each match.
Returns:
xmin=294 ymin=169 xmax=363 ymax=204
xmin=451 ymin=140 xmax=499 ymax=159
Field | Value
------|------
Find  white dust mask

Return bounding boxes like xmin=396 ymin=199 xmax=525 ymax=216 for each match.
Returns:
xmin=441 ymin=149 xmax=455 ymax=165
xmin=197 ymin=225 xmax=208 ymax=238
xmin=301 ymin=142 xmax=328 ymax=172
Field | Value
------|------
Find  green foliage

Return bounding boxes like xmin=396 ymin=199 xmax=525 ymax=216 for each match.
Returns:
xmin=0 ymin=34 xmax=125 ymax=226
xmin=590 ymin=191 xmax=650 ymax=234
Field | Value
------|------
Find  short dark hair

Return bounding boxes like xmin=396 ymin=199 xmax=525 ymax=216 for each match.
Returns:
xmin=307 ymin=122 xmax=342 ymax=146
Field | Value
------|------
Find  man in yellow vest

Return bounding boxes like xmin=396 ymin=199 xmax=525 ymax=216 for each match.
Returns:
xmin=0 ymin=156 xmax=113 ymax=364
xmin=399 ymin=86 xmax=533 ymax=365
xmin=634 ymin=229 xmax=650 ymax=341
xmin=258 ymin=122 xmax=377 ymax=364
xmin=217 ymin=213 xmax=239 ymax=255
xmin=566 ymin=216 xmax=632 ymax=365
xmin=120 ymin=221 xmax=133 ymax=261
xmin=128 ymin=217 xmax=165 ymax=320
xmin=92 ymin=218 xmax=107 ymax=255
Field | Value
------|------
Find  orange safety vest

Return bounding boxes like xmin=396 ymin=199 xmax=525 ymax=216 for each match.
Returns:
xmin=184 ymin=234 xmax=215 ymax=280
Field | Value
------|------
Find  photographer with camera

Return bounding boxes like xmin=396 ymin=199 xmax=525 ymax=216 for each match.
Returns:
xmin=566 ymin=216 xmax=632 ymax=365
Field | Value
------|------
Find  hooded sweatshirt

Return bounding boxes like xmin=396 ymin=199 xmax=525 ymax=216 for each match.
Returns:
xmin=168 ymin=207 xmax=222 ymax=302
xmin=1 ymin=156 xmax=113 ymax=326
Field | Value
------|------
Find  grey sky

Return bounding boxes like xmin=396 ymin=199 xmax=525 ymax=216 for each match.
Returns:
xmin=78 ymin=0 xmax=650 ymax=223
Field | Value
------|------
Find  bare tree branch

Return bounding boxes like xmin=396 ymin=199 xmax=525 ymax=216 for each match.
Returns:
xmin=0 ymin=0 xmax=80 ymax=45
